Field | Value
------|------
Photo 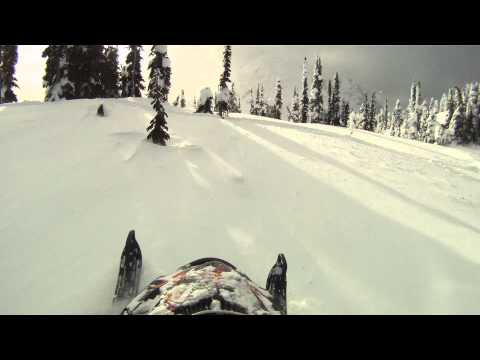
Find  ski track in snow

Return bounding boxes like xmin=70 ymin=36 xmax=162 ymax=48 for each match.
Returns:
xmin=1 ymin=98 xmax=480 ymax=315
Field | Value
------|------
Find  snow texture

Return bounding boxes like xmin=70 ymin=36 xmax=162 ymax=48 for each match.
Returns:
xmin=1 ymin=98 xmax=480 ymax=314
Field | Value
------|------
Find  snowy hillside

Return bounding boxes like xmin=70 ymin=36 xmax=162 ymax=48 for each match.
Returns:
xmin=1 ymin=98 xmax=480 ymax=315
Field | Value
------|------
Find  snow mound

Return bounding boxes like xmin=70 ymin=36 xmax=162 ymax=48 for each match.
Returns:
xmin=198 ymin=87 xmax=213 ymax=106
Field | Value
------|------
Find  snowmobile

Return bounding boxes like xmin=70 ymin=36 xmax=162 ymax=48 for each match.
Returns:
xmin=114 ymin=230 xmax=287 ymax=315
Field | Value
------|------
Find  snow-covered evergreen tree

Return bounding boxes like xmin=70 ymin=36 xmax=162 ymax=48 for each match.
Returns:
xmin=228 ymin=83 xmax=240 ymax=113
xmin=418 ymin=98 xmax=433 ymax=142
xmin=309 ymin=56 xmax=323 ymax=123
xmin=217 ymin=85 xmax=231 ymax=118
xmin=327 ymin=79 xmax=333 ymax=124
xmin=402 ymin=82 xmax=420 ymax=139
xmin=425 ymin=99 xmax=438 ymax=144
xmin=265 ymin=102 xmax=277 ymax=118
xmin=340 ymin=100 xmax=350 ymax=127
xmin=120 ymin=66 xmax=129 ymax=98
xmin=468 ymin=82 xmax=480 ymax=143
xmin=448 ymin=87 xmax=466 ymax=144
xmin=439 ymin=93 xmax=448 ymax=112
xmin=368 ymin=92 xmax=376 ymax=131
xmin=390 ymin=99 xmax=403 ymax=137
xmin=382 ymin=97 xmax=389 ymax=132
xmin=446 ymin=87 xmax=455 ymax=123
xmin=0 ymin=45 xmax=19 ymax=103
xmin=219 ymin=45 xmax=232 ymax=89
xmin=146 ymin=45 xmax=171 ymax=145
xmin=125 ymin=45 xmax=144 ymax=97
xmin=180 ymin=89 xmax=186 ymax=108
xmin=66 ymin=45 xmax=106 ymax=99
xmin=331 ymin=72 xmax=341 ymax=126
xmin=461 ymin=83 xmax=475 ymax=144
xmin=214 ymin=92 xmax=219 ymax=112
xmin=102 ymin=46 xmax=120 ymax=98
xmin=253 ymin=85 xmax=260 ymax=115
xmin=409 ymin=81 xmax=417 ymax=111
xmin=375 ymin=109 xmax=384 ymax=132
xmin=274 ymin=79 xmax=282 ymax=120
xmin=288 ymin=87 xmax=301 ymax=122
xmin=147 ymin=46 xmax=170 ymax=100
xmin=217 ymin=45 xmax=232 ymax=116
xmin=358 ymin=94 xmax=369 ymax=130
xmin=196 ymin=87 xmax=214 ymax=113
xmin=415 ymin=81 xmax=422 ymax=108
xmin=348 ymin=110 xmax=363 ymax=129
xmin=42 ymin=45 xmax=72 ymax=101
xmin=259 ymin=84 xmax=266 ymax=116
xmin=300 ymin=57 xmax=309 ymax=123
xmin=249 ymin=88 xmax=255 ymax=115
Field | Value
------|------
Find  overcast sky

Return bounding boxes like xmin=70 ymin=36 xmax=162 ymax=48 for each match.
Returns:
xmin=15 ymin=45 xmax=480 ymax=109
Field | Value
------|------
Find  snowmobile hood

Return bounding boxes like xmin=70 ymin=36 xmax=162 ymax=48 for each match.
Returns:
xmin=122 ymin=258 xmax=281 ymax=315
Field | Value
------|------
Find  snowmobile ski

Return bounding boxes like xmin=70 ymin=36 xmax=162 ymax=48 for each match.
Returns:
xmin=113 ymin=230 xmax=143 ymax=304
xmin=266 ymin=253 xmax=287 ymax=315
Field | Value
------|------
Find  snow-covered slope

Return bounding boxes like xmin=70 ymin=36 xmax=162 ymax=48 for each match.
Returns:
xmin=1 ymin=98 xmax=480 ymax=315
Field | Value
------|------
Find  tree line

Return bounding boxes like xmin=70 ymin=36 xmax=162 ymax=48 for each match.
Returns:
xmin=248 ymin=56 xmax=351 ymax=127
xmin=349 ymin=81 xmax=480 ymax=145
xmin=1 ymin=45 xmax=479 ymax=146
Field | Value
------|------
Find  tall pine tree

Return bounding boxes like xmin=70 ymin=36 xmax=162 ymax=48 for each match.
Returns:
xmin=274 ymin=79 xmax=283 ymax=120
xmin=66 ymin=45 xmax=106 ymax=99
xmin=309 ymin=56 xmax=323 ymax=123
xmin=368 ymin=92 xmax=377 ymax=131
xmin=0 ymin=45 xmax=19 ymax=103
xmin=42 ymin=45 xmax=71 ymax=101
xmin=468 ymin=82 xmax=480 ymax=143
xmin=259 ymin=84 xmax=266 ymax=116
xmin=249 ymin=88 xmax=255 ymax=115
xmin=228 ymin=83 xmax=240 ymax=112
xmin=120 ymin=66 xmax=129 ymax=98
xmin=219 ymin=45 xmax=232 ymax=89
xmin=390 ymin=99 xmax=403 ymax=137
xmin=327 ymin=80 xmax=333 ymax=124
xmin=332 ymin=72 xmax=341 ymax=126
xmin=340 ymin=99 xmax=350 ymax=127
xmin=288 ymin=87 xmax=301 ymax=122
xmin=218 ymin=45 xmax=232 ymax=116
xmin=102 ymin=46 xmax=120 ymax=98
xmin=382 ymin=96 xmax=389 ymax=132
xmin=125 ymin=45 xmax=144 ymax=97
xmin=360 ymin=93 xmax=369 ymax=130
xmin=446 ymin=87 xmax=465 ymax=144
xmin=146 ymin=45 xmax=171 ymax=145
xmin=180 ymin=89 xmax=186 ymax=108
xmin=300 ymin=57 xmax=309 ymax=123
xmin=254 ymin=84 xmax=261 ymax=115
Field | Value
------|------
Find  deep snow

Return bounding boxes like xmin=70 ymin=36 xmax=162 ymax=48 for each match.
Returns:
xmin=1 ymin=98 xmax=480 ymax=314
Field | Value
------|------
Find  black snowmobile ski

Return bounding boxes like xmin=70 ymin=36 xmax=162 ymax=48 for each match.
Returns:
xmin=113 ymin=230 xmax=143 ymax=304
xmin=266 ymin=254 xmax=287 ymax=315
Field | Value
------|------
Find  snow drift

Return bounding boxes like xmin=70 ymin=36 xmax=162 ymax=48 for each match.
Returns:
xmin=1 ymin=98 xmax=480 ymax=314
